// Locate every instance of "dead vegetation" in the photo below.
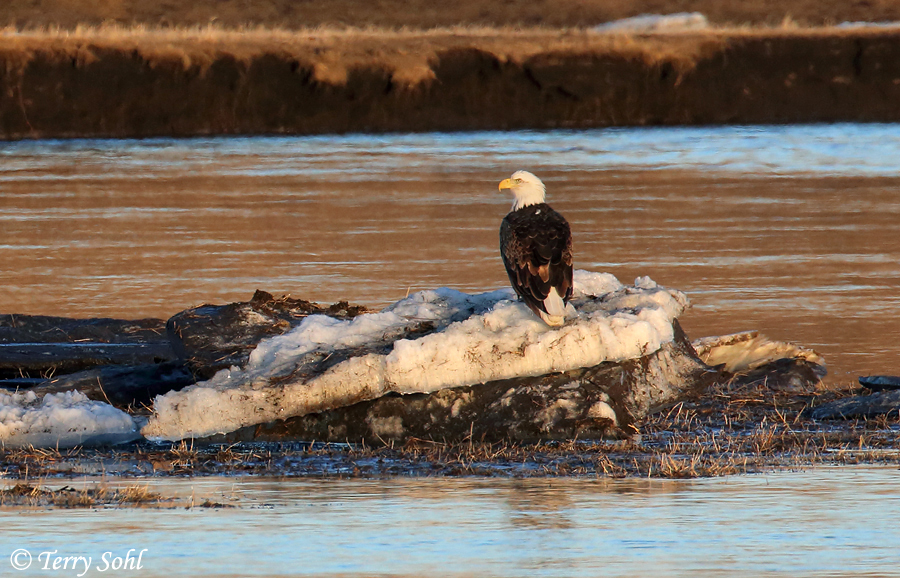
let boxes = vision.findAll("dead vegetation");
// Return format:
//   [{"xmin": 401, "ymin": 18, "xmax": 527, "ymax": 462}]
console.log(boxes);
[
  {"xmin": 0, "ymin": 22, "xmax": 898, "ymax": 91},
  {"xmin": 2, "ymin": 0, "xmax": 900, "ymax": 31},
  {"xmin": 0, "ymin": 378, "xmax": 893, "ymax": 481},
  {"xmin": 0, "ymin": 24, "xmax": 734, "ymax": 90},
  {"xmin": 0, "ymin": 481, "xmax": 164, "ymax": 508},
  {"xmin": 0, "ymin": 21, "xmax": 897, "ymax": 139},
  {"xmin": 1, "ymin": 20, "xmax": 898, "ymax": 93}
]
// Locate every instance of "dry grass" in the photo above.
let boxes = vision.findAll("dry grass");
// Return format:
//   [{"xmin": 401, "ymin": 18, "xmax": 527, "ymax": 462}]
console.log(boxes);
[
  {"xmin": 0, "ymin": 22, "xmax": 897, "ymax": 89},
  {"xmin": 0, "ymin": 481, "xmax": 164, "ymax": 508},
  {"xmin": 2, "ymin": 0, "xmax": 900, "ymax": 30},
  {"xmin": 0, "ymin": 376, "xmax": 892, "ymax": 481},
  {"xmin": 1, "ymin": 380, "xmax": 894, "ymax": 481},
  {"xmin": 0, "ymin": 24, "xmax": 734, "ymax": 89}
]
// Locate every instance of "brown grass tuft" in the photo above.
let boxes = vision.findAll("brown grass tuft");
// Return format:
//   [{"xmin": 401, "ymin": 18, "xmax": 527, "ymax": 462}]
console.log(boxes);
[{"xmin": 0, "ymin": 481, "xmax": 165, "ymax": 508}]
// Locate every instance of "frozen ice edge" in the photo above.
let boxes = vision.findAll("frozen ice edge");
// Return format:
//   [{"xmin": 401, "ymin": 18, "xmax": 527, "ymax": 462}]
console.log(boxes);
[
  {"xmin": 142, "ymin": 271, "xmax": 689, "ymax": 441},
  {"xmin": 0, "ymin": 390, "xmax": 140, "ymax": 449}
]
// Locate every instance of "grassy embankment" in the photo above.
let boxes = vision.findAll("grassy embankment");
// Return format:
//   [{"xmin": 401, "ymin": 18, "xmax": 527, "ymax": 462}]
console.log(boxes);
[
  {"xmin": 0, "ymin": 24, "xmax": 724, "ymax": 90},
  {"xmin": 3, "ymin": 24, "xmax": 900, "ymax": 139},
  {"xmin": 2, "ymin": 22, "xmax": 899, "ymax": 90},
  {"xmin": 3, "ymin": 0, "xmax": 900, "ymax": 139},
  {"xmin": 3, "ymin": 0, "xmax": 900, "ymax": 29}
]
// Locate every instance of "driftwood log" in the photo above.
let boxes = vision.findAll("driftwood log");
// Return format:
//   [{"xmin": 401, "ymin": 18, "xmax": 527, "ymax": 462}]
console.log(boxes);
[
  {"xmin": 206, "ymin": 321, "xmax": 712, "ymax": 443},
  {"xmin": 0, "ymin": 281, "xmax": 830, "ymax": 447},
  {"xmin": 807, "ymin": 376, "xmax": 900, "ymax": 420},
  {"xmin": 0, "ymin": 314, "xmax": 172, "ymax": 382}
]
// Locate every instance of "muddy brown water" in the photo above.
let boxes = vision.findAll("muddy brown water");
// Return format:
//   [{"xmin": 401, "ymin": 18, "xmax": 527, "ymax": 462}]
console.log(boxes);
[{"xmin": 2, "ymin": 126, "xmax": 900, "ymax": 382}]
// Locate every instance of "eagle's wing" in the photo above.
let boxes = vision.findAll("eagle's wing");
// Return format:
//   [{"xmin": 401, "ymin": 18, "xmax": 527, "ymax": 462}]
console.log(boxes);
[{"xmin": 501, "ymin": 207, "xmax": 573, "ymax": 323}]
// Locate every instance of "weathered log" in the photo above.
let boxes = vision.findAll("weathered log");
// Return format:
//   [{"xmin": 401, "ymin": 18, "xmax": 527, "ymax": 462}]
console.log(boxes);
[
  {"xmin": 0, "ymin": 343, "xmax": 175, "ymax": 380},
  {"xmin": 0, "ymin": 314, "xmax": 172, "ymax": 379},
  {"xmin": 0, "ymin": 314, "xmax": 166, "ymax": 344},
  {"xmin": 809, "ymin": 389, "xmax": 900, "ymax": 420},
  {"xmin": 858, "ymin": 375, "xmax": 900, "ymax": 392},
  {"xmin": 28, "ymin": 362, "xmax": 195, "ymax": 409},
  {"xmin": 166, "ymin": 289, "xmax": 368, "ymax": 379},
  {"xmin": 720, "ymin": 357, "xmax": 826, "ymax": 393},
  {"xmin": 0, "ymin": 378, "xmax": 46, "ymax": 389},
  {"xmin": 0, "ymin": 274, "xmax": 829, "ymax": 448},
  {"xmin": 206, "ymin": 320, "xmax": 713, "ymax": 443},
  {"xmin": 142, "ymin": 275, "xmax": 703, "ymax": 441}
]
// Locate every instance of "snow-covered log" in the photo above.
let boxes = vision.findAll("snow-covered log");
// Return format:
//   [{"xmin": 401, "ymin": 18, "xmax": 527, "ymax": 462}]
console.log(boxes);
[
  {"xmin": 142, "ymin": 272, "xmax": 694, "ymax": 441},
  {"xmin": 202, "ymin": 320, "xmax": 710, "ymax": 443},
  {"xmin": 0, "ymin": 271, "xmax": 828, "ymax": 447}
]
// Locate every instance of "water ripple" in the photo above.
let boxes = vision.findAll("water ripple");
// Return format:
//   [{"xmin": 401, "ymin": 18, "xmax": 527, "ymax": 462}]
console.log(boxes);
[{"xmin": 4, "ymin": 124, "xmax": 900, "ymax": 179}]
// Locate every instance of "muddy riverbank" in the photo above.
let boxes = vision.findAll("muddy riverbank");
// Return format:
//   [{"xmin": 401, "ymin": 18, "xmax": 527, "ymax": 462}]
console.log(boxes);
[
  {"xmin": 3, "ymin": 27, "xmax": 900, "ymax": 139},
  {"xmin": 0, "ymin": 376, "xmax": 893, "ymax": 479}
]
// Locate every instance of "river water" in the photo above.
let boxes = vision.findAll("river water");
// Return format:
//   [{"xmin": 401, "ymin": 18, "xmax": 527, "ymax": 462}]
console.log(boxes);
[
  {"xmin": 3, "ymin": 126, "xmax": 900, "ymax": 575},
  {"xmin": 3, "ymin": 467, "xmax": 900, "ymax": 577},
  {"xmin": 2, "ymin": 124, "xmax": 900, "ymax": 381}
]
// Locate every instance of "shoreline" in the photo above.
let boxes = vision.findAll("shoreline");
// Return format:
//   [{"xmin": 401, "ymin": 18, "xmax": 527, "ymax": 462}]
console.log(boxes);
[
  {"xmin": 1, "ymin": 311, "xmax": 893, "ymax": 482},
  {"xmin": 0, "ymin": 379, "xmax": 894, "ymax": 481},
  {"xmin": 3, "ymin": 0, "xmax": 900, "ymax": 30},
  {"xmin": 3, "ymin": 27, "xmax": 900, "ymax": 139}
]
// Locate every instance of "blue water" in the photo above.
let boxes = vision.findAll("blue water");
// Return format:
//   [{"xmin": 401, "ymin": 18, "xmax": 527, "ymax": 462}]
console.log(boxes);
[
  {"xmin": 3, "ymin": 123, "xmax": 900, "ymax": 180},
  {"xmin": 3, "ymin": 126, "xmax": 900, "ymax": 576},
  {"xmin": 2, "ymin": 467, "xmax": 900, "ymax": 577}
]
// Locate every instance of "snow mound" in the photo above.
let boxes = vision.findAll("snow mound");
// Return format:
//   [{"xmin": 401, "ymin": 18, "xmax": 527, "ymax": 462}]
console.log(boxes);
[
  {"xmin": 0, "ymin": 390, "xmax": 140, "ymax": 448},
  {"xmin": 837, "ymin": 21, "xmax": 900, "ymax": 29},
  {"xmin": 142, "ymin": 271, "xmax": 688, "ymax": 441},
  {"xmin": 572, "ymin": 270, "xmax": 623, "ymax": 297},
  {"xmin": 593, "ymin": 13, "xmax": 709, "ymax": 33}
]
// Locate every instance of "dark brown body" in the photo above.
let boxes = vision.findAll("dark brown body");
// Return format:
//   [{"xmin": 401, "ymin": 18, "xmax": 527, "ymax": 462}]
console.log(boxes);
[{"xmin": 500, "ymin": 203, "xmax": 573, "ymax": 320}]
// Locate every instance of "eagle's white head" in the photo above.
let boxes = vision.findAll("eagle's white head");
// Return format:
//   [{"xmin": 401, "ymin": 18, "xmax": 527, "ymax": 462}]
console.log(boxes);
[{"xmin": 499, "ymin": 170, "xmax": 546, "ymax": 211}]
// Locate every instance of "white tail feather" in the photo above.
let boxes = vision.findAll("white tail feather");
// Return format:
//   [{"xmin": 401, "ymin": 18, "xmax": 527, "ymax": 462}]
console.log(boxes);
[
  {"xmin": 539, "ymin": 311, "xmax": 566, "ymax": 327},
  {"xmin": 543, "ymin": 287, "xmax": 566, "ymax": 317},
  {"xmin": 541, "ymin": 288, "xmax": 567, "ymax": 326}
]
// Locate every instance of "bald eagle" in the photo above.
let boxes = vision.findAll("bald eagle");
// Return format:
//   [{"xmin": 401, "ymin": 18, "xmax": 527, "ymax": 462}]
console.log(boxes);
[{"xmin": 498, "ymin": 171, "xmax": 573, "ymax": 326}]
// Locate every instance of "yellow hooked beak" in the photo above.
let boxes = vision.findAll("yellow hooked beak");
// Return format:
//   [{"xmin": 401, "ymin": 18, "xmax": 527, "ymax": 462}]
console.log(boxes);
[{"xmin": 498, "ymin": 178, "xmax": 512, "ymax": 191}]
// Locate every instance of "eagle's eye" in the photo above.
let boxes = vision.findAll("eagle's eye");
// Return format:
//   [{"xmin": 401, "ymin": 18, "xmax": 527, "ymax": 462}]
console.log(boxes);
[{"xmin": 514, "ymin": 178, "xmax": 523, "ymax": 184}]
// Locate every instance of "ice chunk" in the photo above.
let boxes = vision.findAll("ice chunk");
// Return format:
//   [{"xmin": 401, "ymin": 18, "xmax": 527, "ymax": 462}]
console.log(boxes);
[
  {"xmin": 692, "ymin": 331, "xmax": 825, "ymax": 374},
  {"xmin": 837, "ymin": 21, "xmax": 900, "ymax": 29},
  {"xmin": 0, "ymin": 390, "xmax": 139, "ymax": 449},
  {"xmin": 592, "ymin": 13, "xmax": 710, "ymax": 33},
  {"xmin": 142, "ymin": 271, "xmax": 688, "ymax": 441},
  {"xmin": 573, "ymin": 270, "xmax": 623, "ymax": 297}
]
